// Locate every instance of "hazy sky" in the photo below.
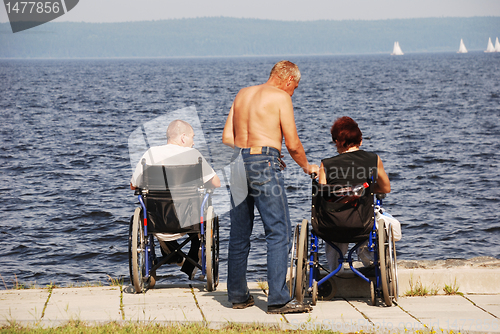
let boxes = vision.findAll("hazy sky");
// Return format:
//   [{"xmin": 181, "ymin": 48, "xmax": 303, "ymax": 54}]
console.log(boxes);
[{"xmin": 1, "ymin": 0, "xmax": 500, "ymax": 23}]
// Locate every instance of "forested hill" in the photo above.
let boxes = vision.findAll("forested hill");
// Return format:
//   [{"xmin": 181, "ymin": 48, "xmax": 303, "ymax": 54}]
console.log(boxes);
[{"xmin": 1, "ymin": 16, "xmax": 499, "ymax": 58}]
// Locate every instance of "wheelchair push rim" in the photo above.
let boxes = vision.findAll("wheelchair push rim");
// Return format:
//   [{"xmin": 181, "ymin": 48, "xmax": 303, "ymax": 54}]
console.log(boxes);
[
  {"xmin": 377, "ymin": 219, "xmax": 397, "ymax": 306},
  {"xmin": 294, "ymin": 219, "xmax": 309, "ymax": 302},
  {"xmin": 205, "ymin": 206, "xmax": 219, "ymax": 291},
  {"xmin": 129, "ymin": 207, "xmax": 149, "ymax": 293},
  {"xmin": 390, "ymin": 226, "xmax": 399, "ymax": 301}
]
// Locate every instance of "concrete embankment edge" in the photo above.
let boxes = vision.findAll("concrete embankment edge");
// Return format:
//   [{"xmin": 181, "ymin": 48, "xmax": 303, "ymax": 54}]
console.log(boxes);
[
  {"xmin": 332, "ymin": 267, "xmax": 500, "ymax": 298},
  {"xmin": 1, "ymin": 261, "xmax": 499, "ymax": 332},
  {"xmin": 317, "ymin": 257, "xmax": 500, "ymax": 298}
]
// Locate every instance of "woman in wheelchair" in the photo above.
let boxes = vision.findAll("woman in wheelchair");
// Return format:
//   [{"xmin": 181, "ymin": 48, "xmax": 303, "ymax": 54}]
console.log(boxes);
[
  {"xmin": 318, "ymin": 116, "xmax": 391, "ymax": 271},
  {"xmin": 290, "ymin": 116, "xmax": 398, "ymax": 306}
]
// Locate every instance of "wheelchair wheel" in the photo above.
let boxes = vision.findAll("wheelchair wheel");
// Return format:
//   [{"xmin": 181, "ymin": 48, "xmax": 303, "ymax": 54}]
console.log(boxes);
[
  {"xmin": 130, "ymin": 207, "xmax": 147, "ymax": 293},
  {"xmin": 311, "ymin": 280, "xmax": 318, "ymax": 306},
  {"xmin": 214, "ymin": 214, "xmax": 220, "ymax": 287},
  {"xmin": 287, "ymin": 224, "xmax": 300, "ymax": 297},
  {"xmin": 205, "ymin": 206, "xmax": 219, "ymax": 292},
  {"xmin": 370, "ymin": 280, "xmax": 377, "ymax": 306},
  {"xmin": 295, "ymin": 219, "xmax": 309, "ymax": 302},
  {"xmin": 390, "ymin": 227, "xmax": 399, "ymax": 302},
  {"xmin": 128, "ymin": 214, "xmax": 134, "ymax": 285},
  {"xmin": 378, "ymin": 221, "xmax": 396, "ymax": 306},
  {"xmin": 317, "ymin": 275, "xmax": 337, "ymax": 301},
  {"xmin": 149, "ymin": 270, "xmax": 156, "ymax": 289}
]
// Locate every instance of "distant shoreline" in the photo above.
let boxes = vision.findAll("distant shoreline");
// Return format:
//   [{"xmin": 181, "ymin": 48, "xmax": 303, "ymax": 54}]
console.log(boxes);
[
  {"xmin": 0, "ymin": 50, "xmax": 497, "ymax": 61},
  {"xmin": 1, "ymin": 16, "xmax": 499, "ymax": 58}
]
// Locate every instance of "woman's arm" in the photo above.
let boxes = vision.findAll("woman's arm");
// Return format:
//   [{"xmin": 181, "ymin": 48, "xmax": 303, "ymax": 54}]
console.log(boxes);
[
  {"xmin": 373, "ymin": 156, "xmax": 391, "ymax": 193},
  {"xmin": 318, "ymin": 162, "xmax": 327, "ymax": 184}
]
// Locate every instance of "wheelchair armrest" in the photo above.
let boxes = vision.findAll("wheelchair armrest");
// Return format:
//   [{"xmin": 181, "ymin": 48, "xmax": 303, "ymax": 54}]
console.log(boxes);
[
  {"xmin": 134, "ymin": 188, "xmax": 147, "ymax": 196},
  {"xmin": 376, "ymin": 193, "xmax": 387, "ymax": 200}
]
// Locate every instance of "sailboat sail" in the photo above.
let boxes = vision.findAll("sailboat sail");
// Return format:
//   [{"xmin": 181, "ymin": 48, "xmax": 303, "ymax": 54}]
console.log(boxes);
[
  {"xmin": 495, "ymin": 37, "xmax": 500, "ymax": 52},
  {"xmin": 485, "ymin": 37, "xmax": 495, "ymax": 53},
  {"xmin": 457, "ymin": 39, "xmax": 467, "ymax": 53},
  {"xmin": 391, "ymin": 41, "xmax": 404, "ymax": 55}
]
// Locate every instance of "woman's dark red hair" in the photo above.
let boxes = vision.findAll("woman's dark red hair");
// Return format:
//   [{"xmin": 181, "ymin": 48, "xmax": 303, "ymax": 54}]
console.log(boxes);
[{"xmin": 330, "ymin": 116, "xmax": 362, "ymax": 150}]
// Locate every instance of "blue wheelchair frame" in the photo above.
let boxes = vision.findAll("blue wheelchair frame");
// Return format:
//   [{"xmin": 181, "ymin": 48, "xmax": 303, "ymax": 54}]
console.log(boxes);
[
  {"xmin": 137, "ymin": 191, "xmax": 212, "ymax": 281},
  {"xmin": 292, "ymin": 173, "xmax": 397, "ymax": 307},
  {"xmin": 308, "ymin": 195, "xmax": 385, "ymax": 300}
]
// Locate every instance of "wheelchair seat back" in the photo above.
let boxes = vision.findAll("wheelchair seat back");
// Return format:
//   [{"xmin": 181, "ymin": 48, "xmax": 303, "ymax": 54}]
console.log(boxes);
[
  {"xmin": 311, "ymin": 178, "xmax": 375, "ymax": 244},
  {"xmin": 140, "ymin": 158, "xmax": 204, "ymax": 234},
  {"xmin": 143, "ymin": 159, "xmax": 203, "ymax": 190}
]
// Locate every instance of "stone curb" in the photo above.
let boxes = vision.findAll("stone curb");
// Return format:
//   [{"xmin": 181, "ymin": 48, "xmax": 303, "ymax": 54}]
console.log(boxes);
[{"xmin": 1, "ymin": 258, "xmax": 500, "ymax": 332}]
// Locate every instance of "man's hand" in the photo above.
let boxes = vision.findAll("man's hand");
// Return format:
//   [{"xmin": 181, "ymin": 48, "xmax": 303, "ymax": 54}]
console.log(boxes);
[
  {"xmin": 278, "ymin": 155, "xmax": 286, "ymax": 170},
  {"xmin": 304, "ymin": 164, "xmax": 320, "ymax": 176}
]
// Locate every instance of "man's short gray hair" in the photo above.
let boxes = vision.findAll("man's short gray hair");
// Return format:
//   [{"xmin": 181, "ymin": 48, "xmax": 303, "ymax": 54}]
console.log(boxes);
[
  {"xmin": 166, "ymin": 120, "xmax": 193, "ymax": 140},
  {"xmin": 269, "ymin": 60, "xmax": 301, "ymax": 83}
]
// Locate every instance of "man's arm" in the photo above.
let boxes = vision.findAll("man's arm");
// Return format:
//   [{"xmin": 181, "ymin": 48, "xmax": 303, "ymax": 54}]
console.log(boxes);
[
  {"xmin": 205, "ymin": 174, "xmax": 221, "ymax": 188},
  {"xmin": 222, "ymin": 103, "xmax": 235, "ymax": 148},
  {"xmin": 280, "ymin": 95, "xmax": 319, "ymax": 175}
]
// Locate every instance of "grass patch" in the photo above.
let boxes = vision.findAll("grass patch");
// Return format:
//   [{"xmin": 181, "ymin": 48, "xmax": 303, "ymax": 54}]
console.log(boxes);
[
  {"xmin": 0, "ymin": 274, "xmax": 7, "ymax": 290},
  {"xmin": 12, "ymin": 274, "xmax": 26, "ymax": 290},
  {"xmin": 64, "ymin": 281, "xmax": 104, "ymax": 289},
  {"xmin": 0, "ymin": 322, "xmax": 333, "ymax": 333},
  {"xmin": 405, "ymin": 275, "xmax": 431, "ymax": 297},
  {"xmin": 429, "ymin": 283, "xmax": 440, "ymax": 296},
  {"xmin": 0, "ymin": 321, "xmax": 469, "ymax": 333},
  {"xmin": 405, "ymin": 276, "xmax": 464, "ymax": 297},
  {"xmin": 443, "ymin": 278, "xmax": 462, "ymax": 296},
  {"xmin": 81, "ymin": 281, "xmax": 103, "ymax": 288},
  {"xmin": 256, "ymin": 279, "xmax": 269, "ymax": 291},
  {"xmin": 107, "ymin": 275, "xmax": 124, "ymax": 287},
  {"xmin": 223, "ymin": 323, "xmax": 283, "ymax": 333},
  {"xmin": 256, "ymin": 279, "xmax": 269, "ymax": 296},
  {"xmin": 0, "ymin": 275, "xmax": 117, "ymax": 291},
  {"xmin": 0, "ymin": 274, "xmax": 40, "ymax": 290}
]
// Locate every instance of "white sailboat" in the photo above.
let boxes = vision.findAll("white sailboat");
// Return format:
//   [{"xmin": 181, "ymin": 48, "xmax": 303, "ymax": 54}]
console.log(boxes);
[
  {"xmin": 457, "ymin": 39, "xmax": 467, "ymax": 53},
  {"xmin": 495, "ymin": 37, "xmax": 500, "ymax": 52},
  {"xmin": 485, "ymin": 37, "xmax": 495, "ymax": 53},
  {"xmin": 391, "ymin": 41, "xmax": 404, "ymax": 55}
]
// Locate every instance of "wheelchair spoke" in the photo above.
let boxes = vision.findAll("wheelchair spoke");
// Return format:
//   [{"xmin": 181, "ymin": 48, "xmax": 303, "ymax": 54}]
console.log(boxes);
[{"xmin": 288, "ymin": 224, "xmax": 300, "ymax": 297}]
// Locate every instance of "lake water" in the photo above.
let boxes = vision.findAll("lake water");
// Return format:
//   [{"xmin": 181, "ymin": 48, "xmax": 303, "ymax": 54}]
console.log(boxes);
[{"xmin": 0, "ymin": 53, "xmax": 499, "ymax": 288}]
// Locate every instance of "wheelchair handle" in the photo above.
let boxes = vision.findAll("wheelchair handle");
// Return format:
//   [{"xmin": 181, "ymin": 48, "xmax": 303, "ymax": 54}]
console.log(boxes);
[{"xmin": 311, "ymin": 172, "xmax": 317, "ymax": 179}]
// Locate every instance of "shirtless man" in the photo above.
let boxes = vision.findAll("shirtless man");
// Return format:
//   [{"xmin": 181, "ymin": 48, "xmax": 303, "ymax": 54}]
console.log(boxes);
[{"xmin": 222, "ymin": 60, "xmax": 318, "ymax": 314}]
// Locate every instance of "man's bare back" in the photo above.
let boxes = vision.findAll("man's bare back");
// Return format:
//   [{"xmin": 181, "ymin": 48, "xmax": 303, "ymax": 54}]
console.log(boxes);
[
  {"xmin": 222, "ymin": 62, "xmax": 318, "ymax": 175},
  {"xmin": 224, "ymin": 83, "xmax": 290, "ymax": 151}
]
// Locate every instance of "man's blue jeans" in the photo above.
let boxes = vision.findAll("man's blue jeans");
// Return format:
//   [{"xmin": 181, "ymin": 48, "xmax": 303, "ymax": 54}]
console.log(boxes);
[{"xmin": 227, "ymin": 147, "xmax": 292, "ymax": 306}]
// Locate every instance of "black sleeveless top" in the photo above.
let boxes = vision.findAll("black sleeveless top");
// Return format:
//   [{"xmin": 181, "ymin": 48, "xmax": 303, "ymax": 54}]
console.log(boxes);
[
  {"xmin": 312, "ymin": 150, "xmax": 378, "ymax": 243},
  {"xmin": 321, "ymin": 150, "xmax": 378, "ymax": 186}
]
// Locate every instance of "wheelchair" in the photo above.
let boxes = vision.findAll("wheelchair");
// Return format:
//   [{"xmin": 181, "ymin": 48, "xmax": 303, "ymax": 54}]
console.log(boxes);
[
  {"xmin": 288, "ymin": 175, "xmax": 398, "ymax": 306},
  {"xmin": 128, "ymin": 158, "xmax": 219, "ymax": 293}
]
